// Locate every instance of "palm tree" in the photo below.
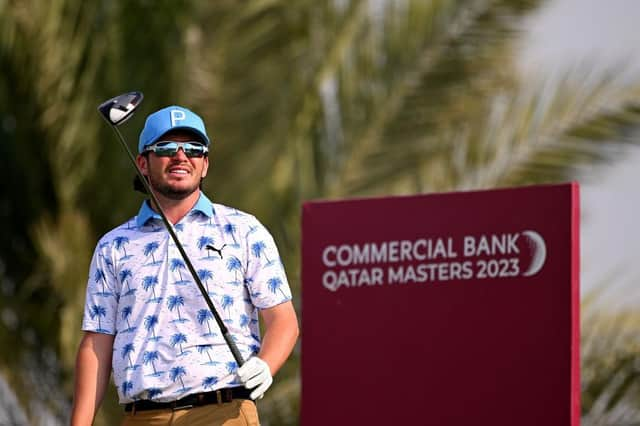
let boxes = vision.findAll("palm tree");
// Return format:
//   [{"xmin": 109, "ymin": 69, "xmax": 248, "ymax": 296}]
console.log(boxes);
[
  {"xmin": 226, "ymin": 256, "xmax": 243, "ymax": 283},
  {"xmin": 167, "ymin": 295, "xmax": 186, "ymax": 322},
  {"xmin": 267, "ymin": 277, "xmax": 287, "ymax": 299},
  {"xmin": 580, "ymin": 297, "xmax": 640, "ymax": 424},
  {"xmin": 144, "ymin": 241, "xmax": 160, "ymax": 264},
  {"xmin": 240, "ymin": 314, "xmax": 250, "ymax": 328},
  {"xmin": 196, "ymin": 344, "xmax": 217, "ymax": 365},
  {"xmin": 170, "ymin": 366, "xmax": 188, "ymax": 391},
  {"xmin": 197, "ymin": 309, "xmax": 214, "ymax": 336},
  {"xmin": 94, "ymin": 268, "xmax": 108, "ymax": 295},
  {"xmin": 197, "ymin": 236, "xmax": 215, "ymax": 258},
  {"xmin": 221, "ymin": 295, "xmax": 234, "ymax": 320},
  {"xmin": 121, "ymin": 306, "xmax": 135, "ymax": 332},
  {"xmin": 121, "ymin": 343, "xmax": 136, "ymax": 370},
  {"xmin": 170, "ymin": 258, "xmax": 188, "ymax": 284},
  {"xmin": 142, "ymin": 350, "xmax": 160, "ymax": 375},
  {"xmin": 225, "ymin": 361, "xmax": 238, "ymax": 374},
  {"xmin": 121, "ymin": 381, "xmax": 134, "ymax": 398},
  {"xmin": 144, "ymin": 314, "xmax": 160, "ymax": 341},
  {"xmin": 142, "ymin": 275, "xmax": 160, "ymax": 302},
  {"xmin": 89, "ymin": 304, "xmax": 107, "ymax": 332},
  {"xmin": 119, "ymin": 269, "xmax": 135, "ymax": 296},
  {"xmin": 170, "ymin": 333, "xmax": 188, "ymax": 356},
  {"xmin": 197, "ymin": 269, "xmax": 214, "ymax": 292},
  {"xmin": 202, "ymin": 376, "xmax": 219, "ymax": 389},
  {"xmin": 223, "ymin": 223, "xmax": 238, "ymax": 245},
  {"xmin": 113, "ymin": 236, "xmax": 130, "ymax": 259},
  {"xmin": 251, "ymin": 241, "xmax": 271, "ymax": 264}
]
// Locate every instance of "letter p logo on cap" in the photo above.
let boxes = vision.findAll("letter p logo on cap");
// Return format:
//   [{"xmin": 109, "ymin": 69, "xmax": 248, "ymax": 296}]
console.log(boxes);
[{"xmin": 170, "ymin": 109, "xmax": 186, "ymax": 127}]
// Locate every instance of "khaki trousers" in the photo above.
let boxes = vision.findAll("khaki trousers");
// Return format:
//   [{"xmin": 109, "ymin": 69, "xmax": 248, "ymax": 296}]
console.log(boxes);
[{"xmin": 120, "ymin": 400, "xmax": 260, "ymax": 426}]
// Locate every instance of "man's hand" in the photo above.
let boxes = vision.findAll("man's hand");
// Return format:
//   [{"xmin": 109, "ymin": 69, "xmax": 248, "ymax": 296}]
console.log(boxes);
[{"xmin": 237, "ymin": 356, "xmax": 273, "ymax": 400}]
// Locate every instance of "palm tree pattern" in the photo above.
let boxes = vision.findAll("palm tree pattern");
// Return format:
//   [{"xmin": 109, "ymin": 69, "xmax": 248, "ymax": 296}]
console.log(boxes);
[
  {"xmin": 142, "ymin": 350, "xmax": 165, "ymax": 377},
  {"xmin": 223, "ymin": 223, "xmax": 238, "ymax": 246},
  {"xmin": 170, "ymin": 366, "xmax": 191, "ymax": 395},
  {"xmin": 197, "ymin": 309, "xmax": 216, "ymax": 337},
  {"xmin": 196, "ymin": 344, "xmax": 219, "ymax": 366},
  {"xmin": 197, "ymin": 268, "xmax": 214, "ymax": 294},
  {"xmin": 114, "ymin": 236, "xmax": 132, "ymax": 260},
  {"xmin": 170, "ymin": 258, "xmax": 189, "ymax": 285},
  {"xmin": 89, "ymin": 304, "xmax": 108, "ymax": 333},
  {"xmin": 144, "ymin": 314, "xmax": 162, "ymax": 342},
  {"xmin": 93, "ymin": 268, "xmax": 111, "ymax": 297},
  {"xmin": 120, "ymin": 268, "xmax": 136, "ymax": 297},
  {"xmin": 142, "ymin": 275, "xmax": 161, "ymax": 304},
  {"xmin": 143, "ymin": 241, "xmax": 161, "ymax": 265},
  {"xmin": 170, "ymin": 332, "xmax": 191, "ymax": 357},
  {"xmin": 122, "ymin": 343, "xmax": 140, "ymax": 371},
  {"xmin": 120, "ymin": 305, "xmax": 137, "ymax": 333},
  {"xmin": 81, "ymin": 195, "xmax": 292, "ymax": 403},
  {"xmin": 167, "ymin": 295, "xmax": 188, "ymax": 323},
  {"xmin": 226, "ymin": 256, "xmax": 243, "ymax": 285},
  {"xmin": 202, "ymin": 376, "xmax": 219, "ymax": 389}
]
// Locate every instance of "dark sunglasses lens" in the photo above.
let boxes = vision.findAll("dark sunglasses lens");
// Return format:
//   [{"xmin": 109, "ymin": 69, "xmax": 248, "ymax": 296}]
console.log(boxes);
[
  {"xmin": 184, "ymin": 143, "xmax": 206, "ymax": 157},
  {"xmin": 154, "ymin": 143, "xmax": 178, "ymax": 157}
]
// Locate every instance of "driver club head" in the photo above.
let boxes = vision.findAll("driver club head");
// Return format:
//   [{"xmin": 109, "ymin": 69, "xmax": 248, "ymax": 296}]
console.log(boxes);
[{"xmin": 98, "ymin": 91, "xmax": 144, "ymax": 125}]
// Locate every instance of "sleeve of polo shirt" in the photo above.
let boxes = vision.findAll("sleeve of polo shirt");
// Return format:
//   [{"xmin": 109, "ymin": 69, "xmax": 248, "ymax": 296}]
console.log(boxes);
[
  {"xmin": 81, "ymin": 240, "xmax": 119, "ymax": 334},
  {"xmin": 245, "ymin": 219, "xmax": 292, "ymax": 309}
]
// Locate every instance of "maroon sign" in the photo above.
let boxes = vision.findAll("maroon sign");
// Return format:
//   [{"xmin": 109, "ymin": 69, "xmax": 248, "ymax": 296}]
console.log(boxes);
[{"xmin": 301, "ymin": 183, "xmax": 580, "ymax": 425}]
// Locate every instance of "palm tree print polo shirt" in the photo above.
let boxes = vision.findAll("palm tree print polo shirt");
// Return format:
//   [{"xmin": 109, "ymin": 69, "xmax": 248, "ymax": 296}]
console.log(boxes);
[{"xmin": 81, "ymin": 193, "xmax": 292, "ymax": 403}]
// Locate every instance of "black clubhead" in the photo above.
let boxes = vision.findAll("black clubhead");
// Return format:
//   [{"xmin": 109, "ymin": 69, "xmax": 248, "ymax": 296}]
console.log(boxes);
[{"xmin": 98, "ymin": 91, "xmax": 144, "ymax": 125}]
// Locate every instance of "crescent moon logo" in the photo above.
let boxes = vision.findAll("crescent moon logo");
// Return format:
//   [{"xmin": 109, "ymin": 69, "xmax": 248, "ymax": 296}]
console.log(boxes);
[{"xmin": 521, "ymin": 230, "xmax": 547, "ymax": 276}]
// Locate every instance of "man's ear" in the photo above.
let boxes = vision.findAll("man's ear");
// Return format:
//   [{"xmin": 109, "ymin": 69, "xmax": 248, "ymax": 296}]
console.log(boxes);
[
  {"xmin": 201, "ymin": 156, "xmax": 209, "ymax": 179},
  {"xmin": 136, "ymin": 154, "xmax": 148, "ymax": 176}
]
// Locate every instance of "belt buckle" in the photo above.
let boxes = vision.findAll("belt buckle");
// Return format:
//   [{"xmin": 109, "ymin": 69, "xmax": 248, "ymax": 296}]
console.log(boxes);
[
  {"xmin": 172, "ymin": 403, "xmax": 193, "ymax": 411},
  {"xmin": 171, "ymin": 399, "xmax": 194, "ymax": 411}
]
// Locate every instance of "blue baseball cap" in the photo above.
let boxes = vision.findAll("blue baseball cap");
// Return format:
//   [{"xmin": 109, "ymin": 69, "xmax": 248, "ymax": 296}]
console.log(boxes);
[{"xmin": 138, "ymin": 105, "xmax": 210, "ymax": 153}]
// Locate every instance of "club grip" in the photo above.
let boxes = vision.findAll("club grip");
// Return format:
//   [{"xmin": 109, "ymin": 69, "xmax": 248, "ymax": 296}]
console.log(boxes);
[{"xmin": 223, "ymin": 331, "xmax": 245, "ymax": 367}]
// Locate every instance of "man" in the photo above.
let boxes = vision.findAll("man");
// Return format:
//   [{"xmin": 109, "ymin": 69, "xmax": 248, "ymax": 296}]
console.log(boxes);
[{"xmin": 71, "ymin": 106, "xmax": 299, "ymax": 425}]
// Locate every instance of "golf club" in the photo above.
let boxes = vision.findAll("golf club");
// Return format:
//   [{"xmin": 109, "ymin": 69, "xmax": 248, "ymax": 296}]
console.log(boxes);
[{"xmin": 97, "ymin": 91, "xmax": 245, "ymax": 367}]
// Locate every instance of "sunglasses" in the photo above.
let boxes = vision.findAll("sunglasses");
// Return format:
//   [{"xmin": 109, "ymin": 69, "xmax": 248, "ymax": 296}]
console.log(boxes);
[{"xmin": 143, "ymin": 141, "xmax": 208, "ymax": 158}]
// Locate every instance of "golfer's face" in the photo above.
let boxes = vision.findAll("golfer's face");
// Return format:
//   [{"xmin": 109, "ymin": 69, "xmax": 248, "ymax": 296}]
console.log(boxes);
[{"xmin": 140, "ymin": 131, "xmax": 209, "ymax": 200}]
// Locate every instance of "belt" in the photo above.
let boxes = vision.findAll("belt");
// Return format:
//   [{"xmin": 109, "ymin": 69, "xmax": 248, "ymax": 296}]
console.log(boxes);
[{"xmin": 124, "ymin": 387, "xmax": 252, "ymax": 413}]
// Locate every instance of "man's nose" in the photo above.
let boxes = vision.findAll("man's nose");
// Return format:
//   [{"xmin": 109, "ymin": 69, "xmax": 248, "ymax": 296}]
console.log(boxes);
[{"xmin": 173, "ymin": 147, "xmax": 188, "ymax": 160}]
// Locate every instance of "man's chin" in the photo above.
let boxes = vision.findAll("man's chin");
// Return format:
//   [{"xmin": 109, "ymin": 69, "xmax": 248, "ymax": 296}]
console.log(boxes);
[{"xmin": 155, "ymin": 185, "xmax": 199, "ymax": 201}]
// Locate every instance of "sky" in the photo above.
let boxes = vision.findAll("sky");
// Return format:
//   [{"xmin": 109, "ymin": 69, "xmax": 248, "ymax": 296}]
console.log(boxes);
[{"xmin": 522, "ymin": 0, "xmax": 640, "ymax": 307}]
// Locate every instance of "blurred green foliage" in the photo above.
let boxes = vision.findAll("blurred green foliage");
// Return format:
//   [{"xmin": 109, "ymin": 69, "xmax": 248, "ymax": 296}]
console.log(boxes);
[{"xmin": 0, "ymin": 0, "xmax": 639, "ymax": 424}]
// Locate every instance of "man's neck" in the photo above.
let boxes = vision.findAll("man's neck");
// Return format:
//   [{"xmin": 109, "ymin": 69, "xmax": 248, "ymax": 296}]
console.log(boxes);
[{"xmin": 150, "ymin": 190, "xmax": 201, "ymax": 224}]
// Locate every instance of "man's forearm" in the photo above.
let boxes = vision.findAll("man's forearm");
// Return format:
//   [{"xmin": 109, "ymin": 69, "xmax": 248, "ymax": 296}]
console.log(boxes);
[{"xmin": 70, "ymin": 333, "xmax": 114, "ymax": 426}]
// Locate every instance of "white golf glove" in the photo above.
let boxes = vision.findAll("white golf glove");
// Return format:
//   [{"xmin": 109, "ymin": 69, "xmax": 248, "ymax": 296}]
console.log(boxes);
[{"xmin": 237, "ymin": 356, "xmax": 273, "ymax": 400}]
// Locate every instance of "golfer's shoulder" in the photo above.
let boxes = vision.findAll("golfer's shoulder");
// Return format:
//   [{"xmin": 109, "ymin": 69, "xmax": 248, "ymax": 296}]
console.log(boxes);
[
  {"xmin": 95, "ymin": 217, "xmax": 140, "ymax": 245},
  {"xmin": 211, "ymin": 203, "xmax": 265, "ymax": 230}
]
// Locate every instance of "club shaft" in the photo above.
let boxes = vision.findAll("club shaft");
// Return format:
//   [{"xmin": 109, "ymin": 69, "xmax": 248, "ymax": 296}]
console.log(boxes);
[{"xmin": 108, "ymin": 124, "xmax": 245, "ymax": 367}]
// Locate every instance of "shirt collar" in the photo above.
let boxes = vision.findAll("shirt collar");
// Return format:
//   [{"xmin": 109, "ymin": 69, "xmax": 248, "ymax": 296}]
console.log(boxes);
[{"xmin": 136, "ymin": 192, "xmax": 214, "ymax": 228}]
